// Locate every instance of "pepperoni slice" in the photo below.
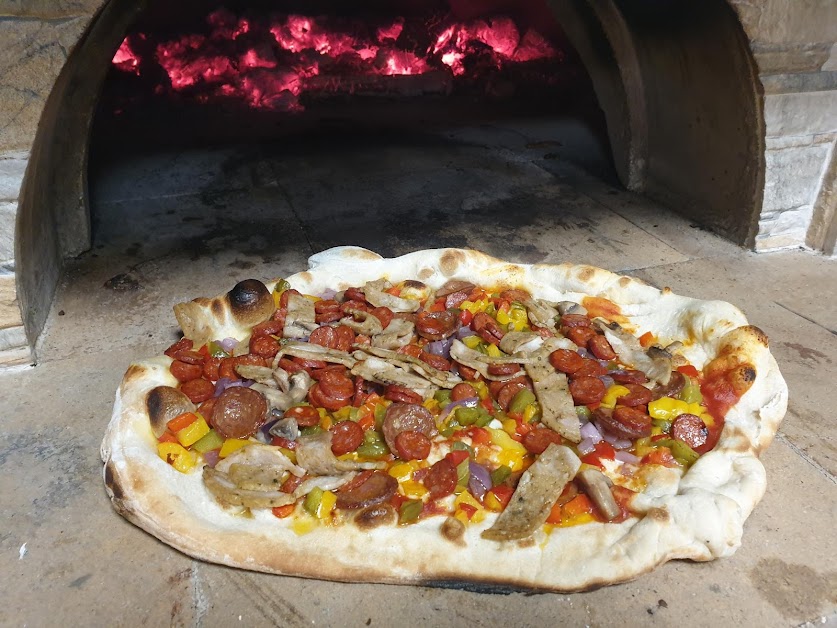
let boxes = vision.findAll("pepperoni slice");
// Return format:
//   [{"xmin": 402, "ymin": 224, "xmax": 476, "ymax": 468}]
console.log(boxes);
[
  {"xmin": 423, "ymin": 458, "xmax": 458, "ymax": 498},
  {"xmin": 618, "ymin": 383, "xmax": 652, "ymax": 407},
  {"xmin": 335, "ymin": 471, "xmax": 397, "ymax": 510},
  {"xmin": 574, "ymin": 358, "xmax": 608, "ymax": 378},
  {"xmin": 180, "ymin": 378, "xmax": 215, "ymax": 404},
  {"xmin": 444, "ymin": 291, "xmax": 469, "ymax": 309},
  {"xmin": 283, "ymin": 405, "xmax": 321, "ymax": 427},
  {"xmin": 170, "ymin": 360, "xmax": 203, "ymax": 383},
  {"xmin": 487, "ymin": 362, "xmax": 521, "ymax": 376},
  {"xmin": 309, "ymin": 326, "xmax": 337, "ymax": 349},
  {"xmin": 164, "ymin": 337, "xmax": 193, "ymax": 358},
  {"xmin": 197, "ymin": 397, "xmax": 216, "ymax": 425},
  {"xmin": 419, "ymin": 351, "xmax": 451, "ymax": 372},
  {"xmin": 308, "ymin": 383, "xmax": 350, "ymax": 411},
  {"xmin": 497, "ymin": 379, "xmax": 529, "ymax": 410},
  {"xmin": 455, "ymin": 362, "xmax": 481, "ymax": 382},
  {"xmin": 522, "ymin": 428, "xmax": 563, "ymax": 454},
  {"xmin": 370, "ymin": 306, "xmax": 394, "ymax": 329},
  {"xmin": 416, "ymin": 311, "xmax": 459, "ymax": 341},
  {"xmin": 588, "ymin": 334, "xmax": 617, "ymax": 361},
  {"xmin": 330, "ymin": 421, "xmax": 364, "ymax": 455},
  {"xmin": 565, "ymin": 326, "xmax": 597, "ymax": 346},
  {"xmin": 341, "ymin": 300, "xmax": 369, "ymax": 315},
  {"xmin": 343, "ymin": 287, "xmax": 367, "ymax": 303},
  {"xmin": 277, "ymin": 357, "xmax": 304, "ymax": 374},
  {"xmin": 651, "ymin": 371, "xmax": 686, "ymax": 400},
  {"xmin": 249, "ymin": 335, "xmax": 280, "ymax": 358},
  {"xmin": 314, "ymin": 300, "xmax": 343, "ymax": 324},
  {"xmin": 212, "ymin": 387, "xmax": 268, "ymax": 439},
  {"xmin": 202, "ymin": 356, "xmax": 221, "ymax": 382},
  {"xmin": 251, "ymin": 319, "xmax": 284, "ymax": 338},
  {"xmin": 333, "ymin": 325, "xmax": 355, "ymax": 351},
  {"xmin": 499, "ymin": 288, "xmax": 531, "ymax": 302},
  {"xmin": 279, "ymin": 289, "xmax": 301, "ymax": 309},
  {"xmin": 672, "ymin": 413, "xmax": 708, "ymax": 450},
  {"xmin": 173, "ymin": 349, "xmax": 205, "ymax": 365},
  {"xmin": 611, "ymin": 369, "xmax": 648, "ymax": 384},
  {"xmin": 384, "ymin": 384, "xmax": 423, "ymax": 404},
  {"xmin": 607, "ymin": 406, "xmax": 652, "ymax": 439},
  {"xmin": 472, "ymin": 312, "xmax": 504, "ymax": 344},
  {"xmin": 560, "ymin": 314, "xmax": 592, "ymax": 328},
  {"xmin": 394, "ymin": 431, "xmax": 432, "ymax": 461},
  {"xmin": 569, "ymin": 376, "xmax": 606, "ymax": 405},
  {"xmin": 281, "ymin": 473, "xmax": 305, "ymax": 494},
  {"xmin": 318, "ymin": 371, "xmax": 354, "ymax": 400},
  {"xmin": 549, "ymin": 349, "xmax": 584, "ymax": 374},
  {"xmin": 293, "ymin": 356, "xmax": 328, "ymax": 371},
  {"xmin": 436, "ymin": 280, "xmax": 475, "ymax": 297},
  {"xmin": 382, "ymin": 403, "xmax": 435, "ymax": 453},
  {"xmin": 451, "ymin": 383, "xmax": 477, "ymax": 401}
]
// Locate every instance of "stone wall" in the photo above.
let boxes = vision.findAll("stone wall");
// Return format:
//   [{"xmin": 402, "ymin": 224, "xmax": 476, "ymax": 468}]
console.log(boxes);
[
  {"xmin": 730, "ymin": 0, "xmax": 837, "ymax": 251},
  {"xmin": 0, "ymin": 0, "xmax": 835, "ymax": 366}
]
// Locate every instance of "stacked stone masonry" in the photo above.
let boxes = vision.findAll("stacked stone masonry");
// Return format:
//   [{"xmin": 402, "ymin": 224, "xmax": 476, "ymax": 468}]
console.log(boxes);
[{"xmin": 0, "ymin": 0, "xmax": 836, "ymax": 365}]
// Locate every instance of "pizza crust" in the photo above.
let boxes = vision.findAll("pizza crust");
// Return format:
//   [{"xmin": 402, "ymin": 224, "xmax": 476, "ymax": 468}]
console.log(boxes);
[{"xmin": 101, "ymin": 247, "xmax": 788, "ymax": 591}]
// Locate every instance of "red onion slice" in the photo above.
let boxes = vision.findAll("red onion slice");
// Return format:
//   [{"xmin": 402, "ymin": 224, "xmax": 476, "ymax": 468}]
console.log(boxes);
[
  {"xmin": 599, "ymin": 375, "xmax": 615, "ymax": 389},
  {"xmin": 441, "ymin": 396, "xmax": 479, "ymax": 418},
  {"xmin": 615, "ymin": 451, "xmax": 640, "ymax": 465},
  {"xmin": 456, "ymin": 326, "xmax": 477, "ymax": 340},
  {"xmin": 218, "ymin": 337, "xmax": 238, "ymax": 353},
  {"xmin": 425, "ymin": 337, "xmax": 453, "ymax": 358},
  {"xmin": 601, "ymin": 431, "xmax": 633, "ymax": 450},
  {"xmin": 468, "ymin": 461, "xmax": 492, "ymax": 500},
  {"xmin": 577, "ymin": 437, "xmax": 597, "ymax": 455},
  {"xmin": 213, "ymin": 377, "xmax": 253, "ymax": 397},
  {"xmin": 579, "ymin": 421, "xmax": 603, "ymax": 444},
  {"xmin": 202, "ymin": 449, "xmax": 221, "ymax": 468}
]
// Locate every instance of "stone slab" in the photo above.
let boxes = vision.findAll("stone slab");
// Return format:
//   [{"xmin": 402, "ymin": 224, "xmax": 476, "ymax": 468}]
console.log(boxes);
[
  {"xmin": 0, "ymin": 0, "xmax": 104, "ymax": 18},
  {"xmin": 0, "ymin": 153, "xmax": 27, "ymax": 201},
  {"xmin": 764, "ymin": 142, "xmax": 831, "ymax": 212},
  {"xmin": 731, "ymin": 0, "xmax": 837, "ymax": 46},
  {"xmin": 0, "ymin": 200, "xmax": 15, "ymax": 262},
  {"xmin": 765, "ymin": 91, "xmax": 837, "ymax": 137},
  {"xmin": 0, "ymin": 272, "xmax": 21, "ymax": 329}
]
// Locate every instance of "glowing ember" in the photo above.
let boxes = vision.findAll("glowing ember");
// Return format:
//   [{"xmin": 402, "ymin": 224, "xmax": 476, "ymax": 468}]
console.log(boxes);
[{"xmin": 112, "ymin": 11, "xmax": 561, "ymax": 111}]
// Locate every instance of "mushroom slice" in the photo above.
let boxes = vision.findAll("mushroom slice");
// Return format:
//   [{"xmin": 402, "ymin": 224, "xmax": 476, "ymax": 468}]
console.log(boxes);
[
  {"xmin": 227, "ymin": 463, "xmax": 288, "ymax": 491},
  {"xmin": 594, "ymin": 319, "xmax": 672, "ymax": 385},
  {"xmin": 203, "ymin": 467, "xmax": 297, "ymax": 509},
  {"xmin": 364, "ymin": 284, "xmax": 420, "ymax": 313},
  {"xmin": 482, "ymin": 445, "xmax": 581, "ymax": 541},
  {"xmin": 215, "ymin": 443, "xmax": 305, "ymax": 477},
  {"xmin": 354, "ymin": 346, "xmax": 462, "ymax": 389},
  {"xmin": 523, "ymin": 338, "xmax": 581, "ymax": 443},
  {"xmin": 292, "ymin": 474, "xmax": 356, "ymax": 498},
  {"xmin": 283, "ymin": 293, "xmax": 318, "ymax": 339},
  {"xmin": 577, "ymin": 468, "xmax": 621, "ymax": 521},
  {"xmin": 350, "ymin": 356, "xmax": 437, "ymax": 399},
  {"xmin": 235, "ymin": 364, "xmax": 276, "ymax": 386},
  {"xmin": 340, "ymin": 308, "xmax": 384, "ymax": 336},
  {"xmin": 499, "ymin": 332, "xmax": 544, "ymax": 355},
  {"xmin": 371, "ymin": 317, "xmax": 415, "ymax": 349},
  {"xmin": 146, "ymin": 386, "xmax": 196, "ymax": 438},
  {"xmin": 557, "ymin": 301, "xmax": 587, "ymax": 316},
  {"xmin": 523, "ymin": 299, "xmax": 559, "ymax": 329},
  {"xmin": 449, "ymin": 340, "xmax": 531, "ymax": 382},
  {"xmin": 295, "ymin": 432, "xmax": 386, "ymax": 476}
]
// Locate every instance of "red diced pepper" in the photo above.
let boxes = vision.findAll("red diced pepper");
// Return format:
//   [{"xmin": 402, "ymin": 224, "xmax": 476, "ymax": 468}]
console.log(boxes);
[
  {"xmin": 459, "ymin": 503, "xmax": 477, "ymax": 520},
  {"xmin": 167, "ymin": 412, "xmax": 198, "ymax": 433},
  {"xmin": 638, "ymin": 331, "xmax": 654, "ymax": 348},
  {"xmin": 271, "ymin": 435, "xmax": 298, "ymax": 450},
  {"xmin": 446, "ymin": 450, "xmax": 470, "ymax": 467},
  {"xmin": 463, "ymin": 426, "xmax": 490, "ymax": 446},
  {"xmin": 486, "ymin": 485, "xmax": 514, "ymax": 509},
  {"xmin": 581, "ymin": 442, "xmax": 616, "ymax": 468},
  {"xmin": 272, "ymin": 504, "xmax": 295, "ymax": 518},
  {"xmin": 677, "ymin": 364, "xmax": 700, "ymax": 379},
  {"xmin": 158, "ymin": 430, "xmax": 180, "ymax": 444},
  {"xmin": 459, "ymin": 309, "xmax": 474, "ymax": 326},
  {"xmin": 642, "ymin": 447, "xmax": 679, "ymax": 467}
]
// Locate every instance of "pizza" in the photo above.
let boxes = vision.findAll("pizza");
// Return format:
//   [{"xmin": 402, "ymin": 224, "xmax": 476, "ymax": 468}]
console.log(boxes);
[{"xmin": 101, "ymin": 247, "xmax": 788, "ymax": 591}]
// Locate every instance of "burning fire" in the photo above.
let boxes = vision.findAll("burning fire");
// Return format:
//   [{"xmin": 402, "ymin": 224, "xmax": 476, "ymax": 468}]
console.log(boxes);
[{"xmin": 112, "ymin": 9, "xmax": 560, "ymax": 111}]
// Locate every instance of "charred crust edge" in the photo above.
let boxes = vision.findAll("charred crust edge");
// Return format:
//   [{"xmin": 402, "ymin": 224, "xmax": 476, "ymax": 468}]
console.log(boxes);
[{"xmin": 104, "ymin": 460, "xmax": 125, "ymax": 502}]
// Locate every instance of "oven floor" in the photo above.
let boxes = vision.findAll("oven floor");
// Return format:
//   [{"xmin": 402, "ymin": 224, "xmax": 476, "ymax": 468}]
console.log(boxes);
[{"xmin": 2, "ymin": 123, "xmax": 836, "ymax": 626}]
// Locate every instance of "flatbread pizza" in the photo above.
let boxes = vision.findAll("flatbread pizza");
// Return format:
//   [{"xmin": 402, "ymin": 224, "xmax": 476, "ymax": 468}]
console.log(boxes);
[{"xmin": 101, "ymin": 247, "xmax": 787, "ymax": 591}]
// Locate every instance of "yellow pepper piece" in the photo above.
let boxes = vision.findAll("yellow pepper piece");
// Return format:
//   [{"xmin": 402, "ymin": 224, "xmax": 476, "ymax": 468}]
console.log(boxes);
[
  {"xmin": 219, "ymin": 438, "xmax": 250, "ymax": 458},
  {"xmin": 388, "ymin": 462, "xmax": 417, "ymax": 482},
  {"xmin": 523, "ymin": 403, "xmax": 539, "ymax": 422},
  {"xmin": 701, "ymin": 413, "xmax": 716, "ymax": 428},
  {"xmin": 175, "ymin": 414, "xmax": 210, "ymax": 448},
  {"xmin": 558, "ymin": 512, "xmax": 596, "ymax": 527},
  {"xmin": 484, "ymin": 491, "xmax": 503, "ymax": 512},
  {"xmin": 487, "ymin": 428, "xmax": 527, "ymax": 453},
  {"xmin": 292, "ymin": 513, "xmax": 318, "ymax": 535},
  {"xmin": 314, "ymin": 490, "xmax": 337, "ymax": 519},
  {"xmin": 401, "ymin": 480, "xmax": 428, "ymax": 499},
  {"xmin": 157, "ymin": 442, "xmax": 196, "ymax": 473},
  {"xmin": 508, "ymin": 306, "xmax": 529, "ymax": 332},
  {"xmin": 496, "ymin": 449, "xmax": 524, "ymax": 472},
  {"xmin": 687, "ymin": 402, "xmax": 705, "ymax": 416},
  {"xmin": 600, "ymin": 385, "xmax": 631, "ymax": 409},
  {"xmin": 462, "ymin": 335, "xmax": 482, "ymax": 350},
  {"xmin": 423, "ymin": 398, "xmax": 440, "ymax": 413},
  {"xmin": 454, "ymin": 491, "xmax": 485, "ymax": 523},
  {"xmin": 320, "ymin": 415, "xmax": 333, "ymax": 431},
  {"xmin": 279, "ymin": 447, "xmax": 297, "ymax": 464},
  {"xmin": 495, "ymin": 309, "xmax": 511, "ymax": 325},
  {"xmin": 648, "ymin": 397, "xmax": 691, "ymax": 421},
  {"xmin": 332, "ymin": 406, "xmax": 353, "ymax": 421},
  {"xmin": 651, "ymin": 425, "xmax": 664, "ymax": 436},
  {"xmin": 485, "ymin": 343, "xmax": 504, "ymax": 358},
  {"xmin": 502, "ymin": 419, "xmax": 518, "ymax": 436},
  {"xmin": 461, "ymin": 299, "xmax": 489, "ymax": 314},
  {"xmin": 471, "ymin": 380, "xmax": 490, "ymax": 401}
]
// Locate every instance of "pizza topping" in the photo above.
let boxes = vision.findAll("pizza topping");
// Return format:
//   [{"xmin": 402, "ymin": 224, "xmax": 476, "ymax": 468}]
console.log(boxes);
[
  {"xmin": 382, "ymin": 403, "xmax": 436, "ymax": 454},
  {"xmin": 363, "ymin": 282, "xmax": 421, "ymax": 313},
  {"xmin": 556, "ymin": 301, "xmax": 587, "ymax": 316},
  {"xmin": 523, "ymin": 299, "xmax": 559, "ymax": 329},
  {"xmin": 340, "ymin": 308, "xmax": 384, "ymax": 336},
  {"xmin": 595, "ymin": 319, "xmax": 674, "ymax": 385},
  {"xmin": 436, "ymin": 279, "xmax": 475, "ymax": 297},
  {"xmin": 350, "ymin": 357, "xmax": 436, "ymax": 399},
  {"xmin": 524, "ymin": 339, "xmax": 581, "ymax": 443},
  {"xmin": 650, "ymin": 370, "xmax": 686, "ymax": 400},
  {"xmin": 482, "ymin": 444, "xmax": 581, "ymax": 541},
  {"xmin": 416, "ymin": 310, "xmax": 459, "ymax": 341},
  {"xmin": 370, "ymin": 317, "xmax": 415, "ymax": 349},
  {"xmin": 354, "ymin": 346, "xmax": 461, "ymax": 389},
  {"xmin": 671, "ymin": 413, "xmax": 709, "ymax": 450},
  {"xmin": 147, "ymin": 386, "xmax": 197, "ymax": 438},
  {"xmin": 282, "ymin": 293, "xmax": 318, "ymax": 339},
  {"xmin": 277, "ymin": 341, "xmax": 357, "ymax": 368},
  {"xmin": 212, "ymin": 387, "xmax": 269, "ymax": 439},
  {"xmin": 295, "ymin": 432, "xmax": 385, "ymax": 476},
  {"xmin": 499, "ymin": 331, "xmax": 544, "ymax": 354},
  {"xmin": 576, "ymin": 468, "xmax": 621, "ymax": 521}
]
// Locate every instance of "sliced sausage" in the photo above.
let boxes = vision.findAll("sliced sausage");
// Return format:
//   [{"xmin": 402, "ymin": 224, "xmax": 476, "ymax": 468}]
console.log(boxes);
[
  {"xmin": 335, "ymin": 471, "xmax": 398, "ymax": 510},
  {"xmin": 617, "ymin": 383, "xmax": 653, "ymax": 407},
  {"xmin": 549, "ymin": 349, "xmax": 584, "ymax": 374},
  {"xmin": 451, "ymin": 383, "xmax": 478, "ymax": 401},
  {"xmin": 651, "ymin": 371, "xmax": 686, "ymax": 400},
  {"xmin": 212, "ymin": 387, "xmax": 268, "ymax": 439},
  {"xmin": 569, "ymin": 376, "xmax": 606, "ymax": 405},
  {"xmin": 382, "ymin": 403, "xmax": 436, "ymax": 453},
  {"xmin": 588, "ymin": 335, "xmax": 617, "ymax": 361},
  {"xmin": 522, "ymin": 428, "xmax": 563, "ymax": 454},
  {"xmin": 423, "ymin": 458, "xmax": 457, "ymax": 498},
  {"xmin": 416, "ymin": 310, "xmax": 459, "ymax": 341},
  {"xmin": 672, "ymin": 413, "xmax": 708, "ymax": 449},
  {"xmin": 472, "ymin": 312, "xmax": 504, "ymax": 344},
  {"xmin": 330, "ymin": 420, "xmax": 364, "ymax": 455},
  {"xmin": 595, "ymin": 406, "xmax": 652, "ymax": 440},
  {"xmin": 437, "ymin": 279, "xmax": 475, "ymax": 297},
  {"xmin": 611, "ymin": 369, "xmax": 648, "ymax": 384},
  {"xmin": 384, "ymin": 384, "xmax": 423, "ymax": 404},
  {"xmin": 394, "ymin": 431, "xmax": 432, "ymax": 460},
  {"xmin": 487, "ymin": 362, "xmax": 521, "ymax": 376}
]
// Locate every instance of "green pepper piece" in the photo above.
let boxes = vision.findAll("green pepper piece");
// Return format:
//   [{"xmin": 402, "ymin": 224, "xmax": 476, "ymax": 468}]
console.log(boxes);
[
  {"xmin": 669, "ymin": 440, "xmax": 700, "ymax": 466},
  {"xmin": 451, "ymin": 441, "xmax": 474, "ymax": 455},
  {"xmin": 356, "ymin": 441, "xmax": 389, "ymax": 459},
  {"xmin": 300, "ymin": 426, "xmax": 325, "ymax": 437},
  {"xmin": 475, "ymin": 412, "xmax": 494, "ymax": 427},
  {"xmin": 576, "ymin": 405, "xmax": 592, "ymax": 421},
  {"xmin": 652, "ymin": 419, "xmax": 672, "ymax": 432},
  {"xmin": 273, "ymin": 279, "xmax": 291, "ymax": 295},
  {"xmin": 456, "ymin": 458, "xmax": 470, "ymax": 487},
  {"xmin": 363, "ymin": 429, "xmax": 383, "ymax": 444},
  {"xmin": 490, "ymin": 465, "xmax": 512, "ymax": 486},
  {"xmin": 374, "ymin": 403, "xmax": 388, "ymax": 429},
  {"xmin": 680, "ymin": 383, "xmax": 703, "ymax": 404},
  {"xmin": 434, "ymin": 389, "xmax": 452, "ymax": 407},
  {"xmin": 455, "ymin": 407, "xmax": 480, "ymax": 426},
  {"xmin": 206, "ymin": 341, "xmax": 230, "ymax": 358},
  {"xmin": 193, "ymin": 429, "xmax": 224, "ymax": 453},
  {"xmin": 439, "ymin": 426, "xmax": 455, "ymax": 438},
  {"xmin": 303, "ymin": 487, "xmax": 324, "ymax": 515},
  {"xmin": 508, "ymin": 389, "xmax": 537, "ymax": 415},
  {"xmin": 485, "ymin": 303, "xmax": 497, "ymax": 316},
  {"xmin": 399, "ymin": 499, "xmax": 423, "ymax": 524}
]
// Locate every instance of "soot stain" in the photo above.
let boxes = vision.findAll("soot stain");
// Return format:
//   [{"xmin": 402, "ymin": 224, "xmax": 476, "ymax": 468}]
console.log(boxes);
[
  {"xmin": 0, "ymin": 432, "xmax": 96, "ymax": 515},
  {"xmin": 69, "ymin": 574, "xmax": 92, "ymax": 588},
  {"xmin": 750, "ymin": 558, "xmax": 837, "ymax": 620},
  {"xmin": 780, "ymin": 342, "xmax": 831, "ymax": 364}
]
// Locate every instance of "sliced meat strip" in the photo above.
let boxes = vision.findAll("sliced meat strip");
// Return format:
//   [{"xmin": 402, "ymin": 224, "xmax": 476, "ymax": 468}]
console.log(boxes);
[
  {"xmin": 557, "ymin": 301, "xmax": 587, "ymax": 316},
  {"xmin": 593, "ymin": 319, "xmax": 673, "ymax": 385},
  {"xmin": 371, "ymin": 317, "xmax": 415, "ymax": 350},
  {"xmin": 291, "ymin": 474, "xmax": 356, "ymax": 498},
  {"xmin": 275, "ymin": 341, "xmax": 357, "ymax": 368},
  {"xmin": 523, "ymin": 338, "xmax": 581, "ymax": 443},
  {"xmin": 350, "ymin": 356, "xmax": 437, "ymax": 399},
  {"xmin": 283, "ymin": 293, "xmax": 318, "ymax": 339},
  {"xmin": 354, "ymin": 346, "xmax": 462, "ymax": 389},
  {"xmin": 203, "ymin": 467, "xmax": 297, "ymax": 509},
  {"xmin": 295, "ymin": 432, "xmax": 386, "ymax": 476},
  {"xmin": 215, "ymin": 443, "xmax": 305, "ymax": 477},
  {"xmin": 363, "ymin": 283, "xmax": 420, "ymax": 313},
  {"xmin": 523, "ymin": 299, "xmax": 559, "ymax": 330},
  {"xmin": 340, "ymin": 308, "xmax": 384, "ymax": 336},
  {"xmin": 481, "ymin": 444, "xmax": 581, "ymax": 541},
  {"xmin": 498, "ymin": 331, "xmax": 544, "ymax": 355},
  {"xmin": 449, "ymin": 340, "xmax": 532, "ymax": 382}
]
